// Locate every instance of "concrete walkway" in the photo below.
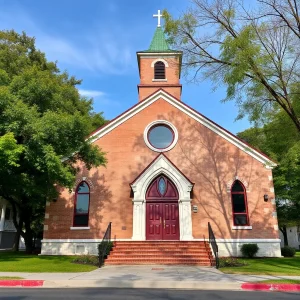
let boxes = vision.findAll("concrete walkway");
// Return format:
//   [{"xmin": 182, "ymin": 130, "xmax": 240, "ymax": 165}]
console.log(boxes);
[{"xmin": 1, "ymin": 266, "xmax": 300, "ymax": 289}]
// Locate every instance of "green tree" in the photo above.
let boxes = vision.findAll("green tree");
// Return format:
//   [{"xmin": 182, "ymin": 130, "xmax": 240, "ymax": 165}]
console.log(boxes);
[
  {"xmin": 0, "ymin": 30, "xmax": 107, "ymax": 252},
  {"xmin": 163, "ymin": 0, "xmax": 300, "ymax": 132}
]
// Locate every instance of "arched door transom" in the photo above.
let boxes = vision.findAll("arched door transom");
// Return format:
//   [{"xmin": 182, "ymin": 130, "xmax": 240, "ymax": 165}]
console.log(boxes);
[{"xmin": 146, "ymin": 175, "xmax": 179, "ymax": 201}]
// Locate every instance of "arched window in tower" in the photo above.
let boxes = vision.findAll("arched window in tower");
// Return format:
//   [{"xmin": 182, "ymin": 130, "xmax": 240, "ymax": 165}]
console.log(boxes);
[
  {"xmin": 73, "ymin": 181, "xmax": 90, "ymax": 227},
  {"xmin": 231, "ymin": 180, "xmax": 249, "ymax": 226},
  {"xmin": 154, "ymin": 61, "xmax": 165, "ymax": 79}
]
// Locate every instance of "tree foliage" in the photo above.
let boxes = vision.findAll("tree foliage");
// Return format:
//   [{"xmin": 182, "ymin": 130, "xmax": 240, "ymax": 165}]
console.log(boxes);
[
  {"xmin": 0, "ymin": 30, "xmax": 107, "ymax": 252},
  {"xmin": 237, "ymin": 106, "xmax": 300, "ymax": 245},
  {"xmin": 163, "ymin": 0, "xmax": 300, "ymax": 132}
]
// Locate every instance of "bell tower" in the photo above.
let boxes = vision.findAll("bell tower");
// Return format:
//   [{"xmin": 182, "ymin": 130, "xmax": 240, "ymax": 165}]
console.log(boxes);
[{"xmin": 137, "ymin": 10, "xmax": 182, "ymax": 101}]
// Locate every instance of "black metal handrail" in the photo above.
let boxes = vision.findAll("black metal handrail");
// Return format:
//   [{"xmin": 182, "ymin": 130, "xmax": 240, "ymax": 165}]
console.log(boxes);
[
  {"xmin": 98, "ymin": 222, "xmax": 112, "ymax": 267},
  {"xmin": 208, "ymin": 222, "xmax": 219, "ymax": 269}
]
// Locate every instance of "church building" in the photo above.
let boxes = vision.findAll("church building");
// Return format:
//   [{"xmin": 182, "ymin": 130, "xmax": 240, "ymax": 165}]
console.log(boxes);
[{"xmin": 41, "ymin": 12, "xmax": 281, "ymax": 264}]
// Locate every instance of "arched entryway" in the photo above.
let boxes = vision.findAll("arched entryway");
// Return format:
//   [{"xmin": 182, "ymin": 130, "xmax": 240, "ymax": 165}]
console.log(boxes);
[{"xmin": 146, "ymin": 175, "xmax": 180, "ymax": 240}]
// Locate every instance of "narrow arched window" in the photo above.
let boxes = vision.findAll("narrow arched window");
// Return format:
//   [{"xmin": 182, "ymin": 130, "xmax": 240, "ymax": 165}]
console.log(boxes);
[
  {"xmin": 154, "ymin": 61, "xmax": 165, "ymax": 79},
  {"xmin": 231, "ymin": 180, "xmax": 249, "ymax": 226},
  {"xmin": 73, "ymin": 181, "xmax": 90, "ymax": 227}
]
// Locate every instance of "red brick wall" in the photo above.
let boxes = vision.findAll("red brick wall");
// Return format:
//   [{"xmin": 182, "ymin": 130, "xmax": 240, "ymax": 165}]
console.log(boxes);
[
  {"xmin": 44, "ymin": 98, "xmax": 279, "ymax": 241},
  {"xmin": 138, "ymin": 56, "xmax": 182, "ymax": 101}
]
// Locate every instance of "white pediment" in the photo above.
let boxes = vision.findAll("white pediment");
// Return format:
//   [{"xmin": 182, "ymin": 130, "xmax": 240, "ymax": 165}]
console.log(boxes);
[{"xmin": 131, "ymin": 154, "xmax": 193, "ymax": 202}]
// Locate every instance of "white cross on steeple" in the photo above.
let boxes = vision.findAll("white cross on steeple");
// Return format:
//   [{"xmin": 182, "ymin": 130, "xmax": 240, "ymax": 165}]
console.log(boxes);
[{"xmin": 153, "ymin": 9, "xmax": 163, "ymax": 27}]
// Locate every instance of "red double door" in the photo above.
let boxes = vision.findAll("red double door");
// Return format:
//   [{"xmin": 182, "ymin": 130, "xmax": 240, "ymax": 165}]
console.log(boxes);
[
  {"xmin": 146, "ymin": 202, "xmax": 179, "ymax": 240},
  {"xmin": 145, "ymin": 175, "xmax": 180, "ymax": 240}
]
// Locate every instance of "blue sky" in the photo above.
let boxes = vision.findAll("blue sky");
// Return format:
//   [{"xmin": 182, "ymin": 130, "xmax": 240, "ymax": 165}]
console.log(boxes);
[{"xmin": 0, "ymin": 0, "xmax": 251, "ymax": 134}]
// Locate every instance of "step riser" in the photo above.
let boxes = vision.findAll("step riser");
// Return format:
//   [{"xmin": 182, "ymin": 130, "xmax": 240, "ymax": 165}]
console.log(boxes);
[
  {"xmin": 104, "ymin": 242, "xmax": 214, "ymax": 267},
  {"xmin": 113, "ymin": 242, "xmax": 208, "ymax": 245},
  {"xmin": 106, "ymin": 263, "xmax": 213, "ymax": 266},
  {"xmin": 109, "ymin": 252, "xmax": 212, "ymax": 256},
  {"xmin": 105, "ymin": 260, "xmax": 212, "ymax": 266},
  {"xmin": 111, "ymin": 248, "xmax": 213, "ymax": 252},
  {"xmin": 109, "ymin": 255, "xmax": 212, "ymax": 258}
]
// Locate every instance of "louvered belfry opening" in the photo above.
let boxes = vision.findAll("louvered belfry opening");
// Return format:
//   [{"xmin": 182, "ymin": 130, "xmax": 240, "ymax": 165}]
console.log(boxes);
[{"xmin": 154, "ymin": 61, "xmax": 165, "ymax": 79}]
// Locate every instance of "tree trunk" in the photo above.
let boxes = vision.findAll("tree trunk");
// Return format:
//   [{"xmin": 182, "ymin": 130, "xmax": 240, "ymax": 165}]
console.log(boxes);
[
  {"xmin": 12, "ymin": 219, "xmax": 23, "ymax": 252},
  {"xmin": 23, "ymin": 218, "xmax": 33, "ymax": 254},
  {"xmin": 280, "ymin": 225, "xmax": 288, "ymax": 246},
  {"xmin": 10, "ymin": 201, "xmax": 23, "ymax": 252}
]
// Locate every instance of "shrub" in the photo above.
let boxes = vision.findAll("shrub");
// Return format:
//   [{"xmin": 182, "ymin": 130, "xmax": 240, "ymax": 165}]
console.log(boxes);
[
  {"xmin": 241, "ymin": 243, "xmax": 259, "ymax": 258},
  {"xmin": 98, "ymin": 241, "xmax": 114, "ymax": 257},
  {"xmin": 281, "ymin": 246, "xmax": 296, "ymax": 257},
  {"xmin": 219, "ymin": 257, "xmax": 248, "ymax": 268},
  {"xmin": 72, "ymin": 255, "xmax": 98, "ymax": 266}
]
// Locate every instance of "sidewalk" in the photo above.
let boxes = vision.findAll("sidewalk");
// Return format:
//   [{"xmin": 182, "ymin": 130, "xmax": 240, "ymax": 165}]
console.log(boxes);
[{"xmin": 1, "ymin": 265, "xmax": 300, "ymax": 289}]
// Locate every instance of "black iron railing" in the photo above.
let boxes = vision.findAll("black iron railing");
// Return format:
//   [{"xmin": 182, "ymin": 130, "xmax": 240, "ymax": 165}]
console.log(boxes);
[
  {"xmin": 208, "ymin": 222, "xmax": 219, "ymax": 269},
  {"xmin": 98, "ymin": 222, "xmax": 112, "ymax": 267}
]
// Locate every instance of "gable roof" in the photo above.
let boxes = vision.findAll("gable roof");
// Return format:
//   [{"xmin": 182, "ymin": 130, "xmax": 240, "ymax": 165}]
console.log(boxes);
[{"xmin": 89, "ymin": 89, "xmax": 277, "ymax": 168}]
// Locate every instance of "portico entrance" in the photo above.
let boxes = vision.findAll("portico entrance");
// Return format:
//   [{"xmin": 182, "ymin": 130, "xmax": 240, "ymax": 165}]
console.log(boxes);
[
  {"xmin": 146, "ymin": 175, "xmax": 179, "ymax": 240},
  {"xmin": 131, "ymin": 154, "xmax": 194, "ymax": 241}
]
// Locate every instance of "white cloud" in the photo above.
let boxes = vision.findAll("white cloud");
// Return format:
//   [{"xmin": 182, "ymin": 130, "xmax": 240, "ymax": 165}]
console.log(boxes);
[
  {"xmin": 79, "ymin": 89, "xmax": 121, "ymax": 107},
  {"xmin": 0, "ymin": 5, "xmax": 134, "ymax": 75},
  {"xmin": 78, "ymin": 89, "xmax": 106, "ymax": 98}
]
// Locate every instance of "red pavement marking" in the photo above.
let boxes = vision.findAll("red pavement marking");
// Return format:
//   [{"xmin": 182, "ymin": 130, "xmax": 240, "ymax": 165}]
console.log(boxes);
[
  {"xmin": 0, "ymin": 280, "xmax": 44, "ymax": 287},
  {"xmin": 241, "ymin": 283, "xmax": 300, "ymax": 292}
]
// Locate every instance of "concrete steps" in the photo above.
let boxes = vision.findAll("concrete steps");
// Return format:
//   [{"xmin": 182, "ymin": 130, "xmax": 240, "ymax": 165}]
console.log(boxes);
[{"xmin": 105, "ymin": 241, "xmax": 215, "ymax": 266}]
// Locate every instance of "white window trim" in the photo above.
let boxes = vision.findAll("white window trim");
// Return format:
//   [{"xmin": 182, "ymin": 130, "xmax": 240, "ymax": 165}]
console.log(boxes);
[
  {"xmin": 232, "ymin": 226, "xmax": 252, "ymax": 230},
  {"xmin": 70, "ymin": 227, "xmax": 90, "ymax": 230},
  {"xmin": 151, "ymin": 59, "xmax": 169, "ymax": 67},
  {"xmin": 152, "ymin": 79, "xmax": 167, "ymax": 82},
  {"xmin": 144, "ymin": 120, "xmax": 178, "ymax": 152}
]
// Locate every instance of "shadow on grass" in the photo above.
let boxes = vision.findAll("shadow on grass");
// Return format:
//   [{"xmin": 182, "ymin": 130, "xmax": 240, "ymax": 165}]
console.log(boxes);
[
  {"xmin": 221, "ymin": 256, "xmax": 300, "ymax": 275},
  {"xmin": 0, "ymin": 251, "xmax": 97, "ymax": 272}
]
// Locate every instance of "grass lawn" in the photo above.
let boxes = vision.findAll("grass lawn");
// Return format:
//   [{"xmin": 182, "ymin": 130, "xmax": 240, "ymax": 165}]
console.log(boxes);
[
  {"xmin": 256, "ymin": 279, "xmax": 300, "ymax": 284},
  {"xmin": 220, "ymin": 252, "xmax": 300, "ymax": 275},
  {"xmin": 0, "ymin": 252, "xmax": 97, "ymax": 273}
]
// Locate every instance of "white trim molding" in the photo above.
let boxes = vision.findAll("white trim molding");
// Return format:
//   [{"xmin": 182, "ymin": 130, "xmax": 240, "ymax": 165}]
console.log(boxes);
[
  {"xmin": 130, "ymin": 154, "xmax": 193, "ymax": 241},
  {"xmin": 151, "ymin": 59, "xmax": 169, "ymax": 67},
  {"xmin": 232, "ymin": 226, "xmax": 252, "ymax": 230},
  {"xmin": 89, "ymin": 90, "xmax": 277, "ymax": 168},
  {"xmin": 152, "ymin": 79, "xmax": 167, "ymax": 82},
  {"xmin": 143, "ymin": 120, "xmax": 178, "ymax": 152},
  {"xmin": 70, "ymin": 227, "xmax": 90, "ymax": 230}
]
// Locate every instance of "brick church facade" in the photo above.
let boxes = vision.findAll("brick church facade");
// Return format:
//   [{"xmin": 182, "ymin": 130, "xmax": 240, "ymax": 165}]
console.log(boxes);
[{"xmin": 41, "ymin": 21, "xmax": 281, "ymax": 260}]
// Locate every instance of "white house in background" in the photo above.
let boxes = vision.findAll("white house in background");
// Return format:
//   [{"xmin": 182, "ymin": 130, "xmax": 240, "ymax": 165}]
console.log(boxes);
[
  {"xmin": 279, "ymin": 226, "xmax": 300, "ymax": 249},
  {"xmin": 0, "ymin": 198, "xmax": 16, "ymax": 249},
  {"xmin": 0, "ymin": 198, "xmax": 25, "ymax": 249}
]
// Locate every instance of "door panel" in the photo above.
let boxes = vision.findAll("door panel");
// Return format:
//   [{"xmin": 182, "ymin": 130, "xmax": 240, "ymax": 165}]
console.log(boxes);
[
  {"xmin": 146, "ymin": 203, "xmax": 163, "ymax": 240},
  {"xmin": 163, "ymin": 203, "xmax": 179, "ymax": 240},
  {"xmin": 146, "ymin": 202, "xmax": 179, "ymax": 240}
]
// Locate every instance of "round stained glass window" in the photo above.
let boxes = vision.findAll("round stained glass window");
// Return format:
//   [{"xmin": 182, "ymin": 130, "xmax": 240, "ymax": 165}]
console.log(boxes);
[{"xmin": 147, "ymin": 125, "xmax": 174, "ymax": 149}]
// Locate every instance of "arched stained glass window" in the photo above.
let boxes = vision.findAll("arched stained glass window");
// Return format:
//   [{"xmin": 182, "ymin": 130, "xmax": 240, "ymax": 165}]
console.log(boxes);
[
  {"xmin": 231, "ymin": 180, "xmax": 249, "ymax": 226},
  {"xmin": 154, "ymin": 61, "xmax": 165, "ymax": 79},
  {"xmin": 73, "ymin": 181, "xmax": 90, "ymax": 227}
]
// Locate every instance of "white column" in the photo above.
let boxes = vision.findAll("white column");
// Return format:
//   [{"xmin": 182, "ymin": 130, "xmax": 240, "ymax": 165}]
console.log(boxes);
[
  {"xmin": 132, "ymin": 199, "xmax": 146, "ymax": 240},
  {"xmin": 0, "ymin": 203, "xmax": 6, "ymax": 232},
  {"xmin": 179, "ymin": 199, "xmax": 193, "ymax": 240}
]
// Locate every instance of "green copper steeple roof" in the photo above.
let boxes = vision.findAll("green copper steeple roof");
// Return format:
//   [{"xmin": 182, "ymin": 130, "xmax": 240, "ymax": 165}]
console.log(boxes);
[
  {"xmin": 148, "ymin": 27, "xmax": 170, "ymax": 51},
  {"xmin": 137, "ymin": 26, "xmax": 180, "ymax": 53}
]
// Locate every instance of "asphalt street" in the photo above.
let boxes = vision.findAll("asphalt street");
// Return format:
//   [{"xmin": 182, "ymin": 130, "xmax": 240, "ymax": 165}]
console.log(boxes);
[{"xmin": 0, "ymin": 288, "xmax": 299, "ymax": 300}]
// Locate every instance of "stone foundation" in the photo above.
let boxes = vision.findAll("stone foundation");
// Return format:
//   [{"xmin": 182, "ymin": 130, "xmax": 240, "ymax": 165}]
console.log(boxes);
[{"xmin": 41, "ymin": 238, "xmax": 281, "ymax": 257}]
